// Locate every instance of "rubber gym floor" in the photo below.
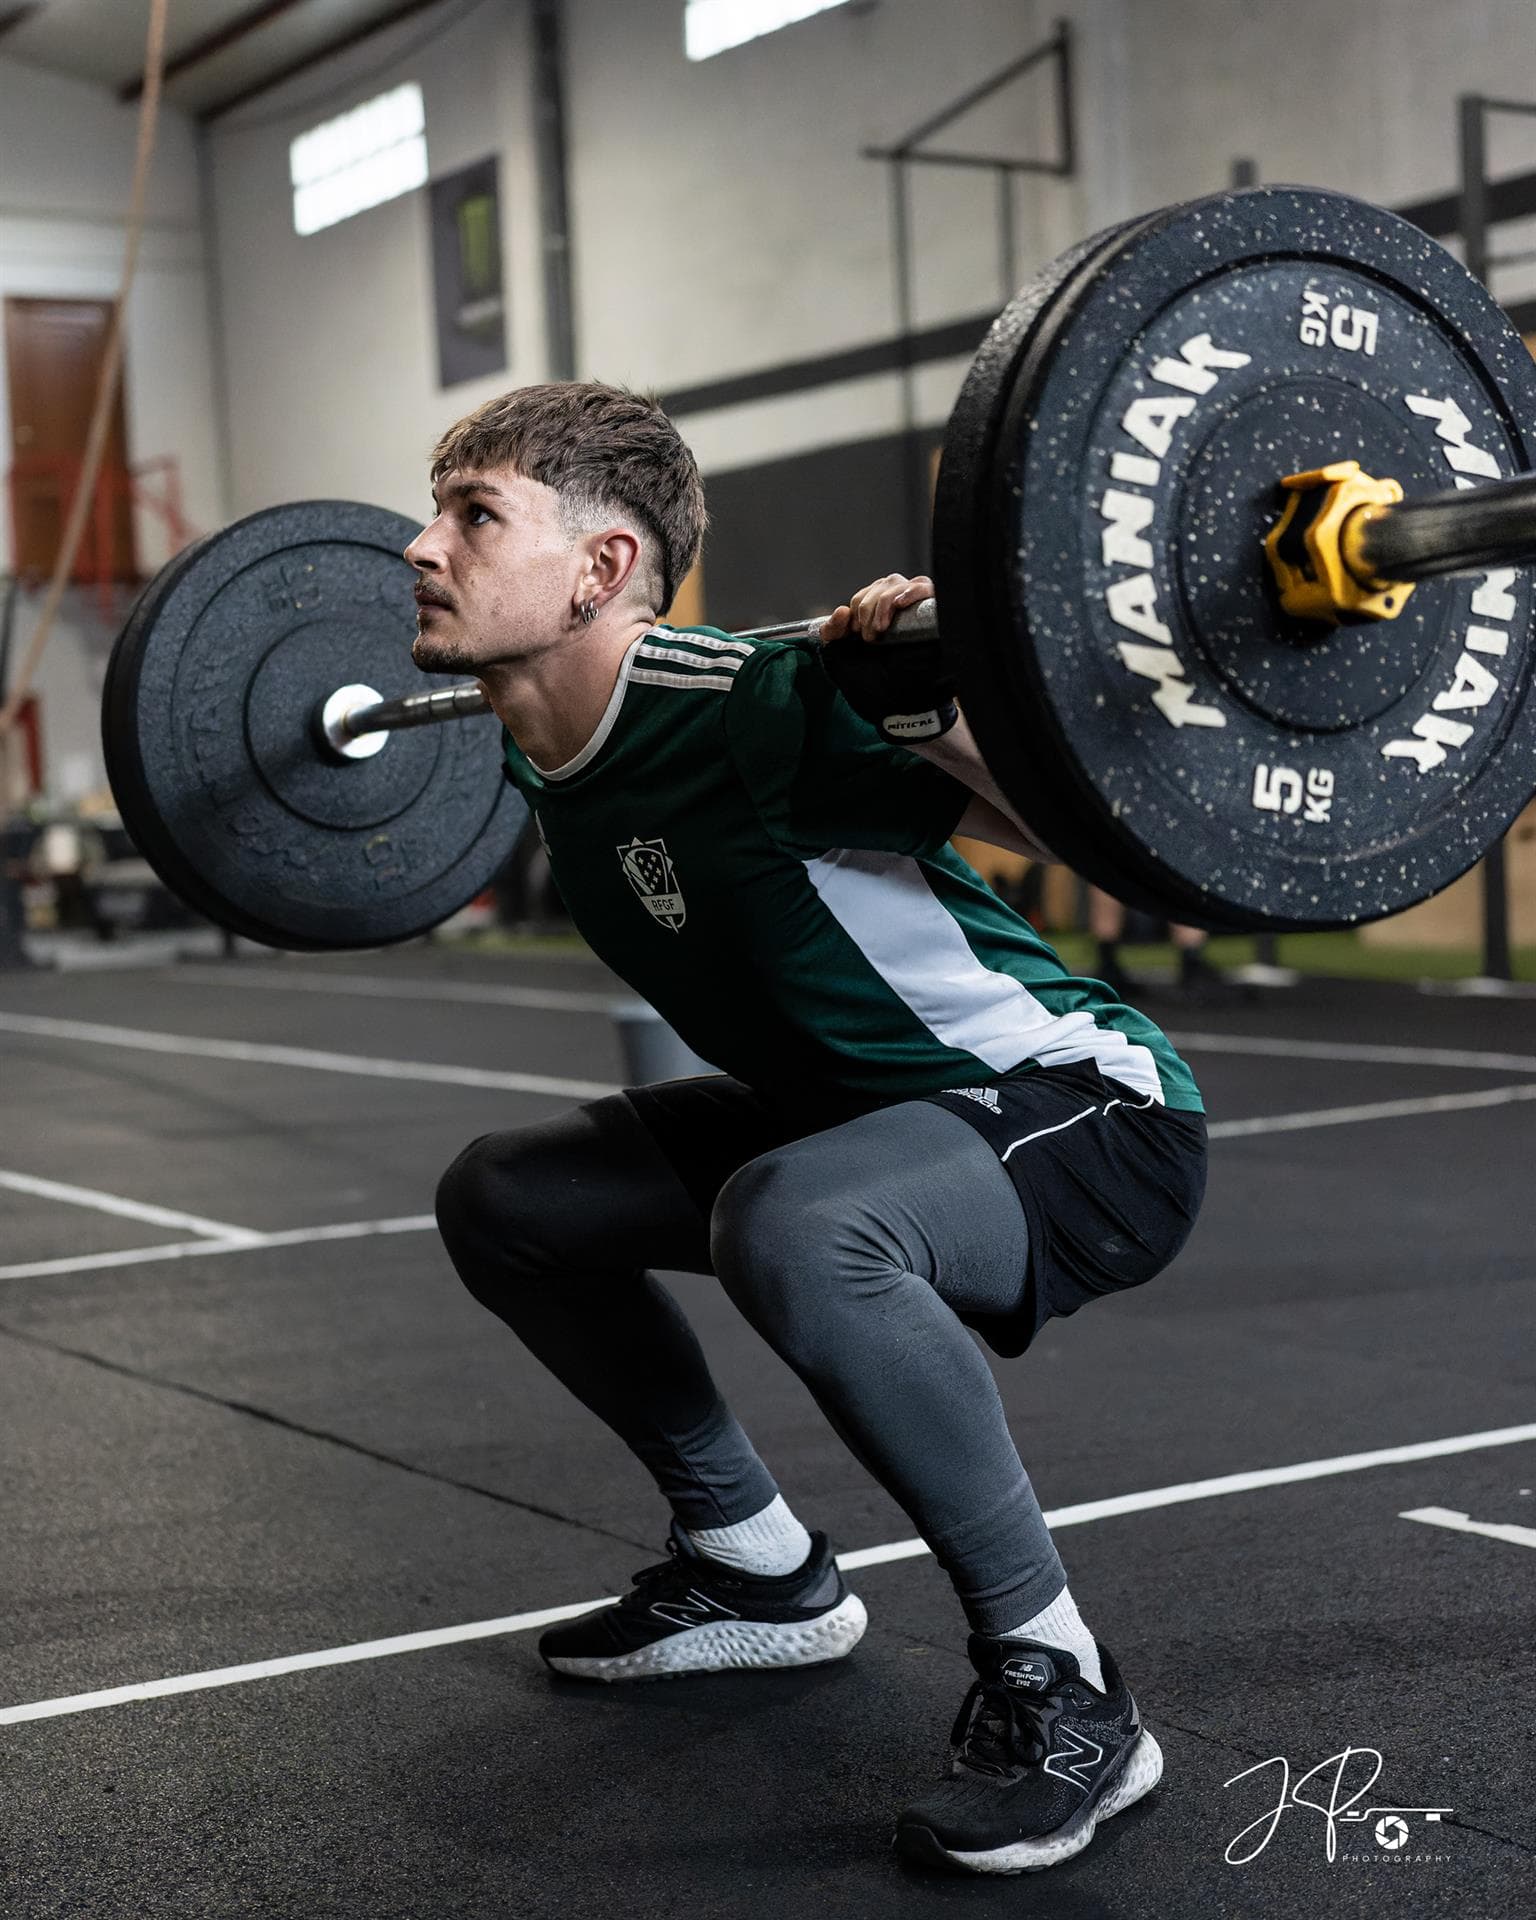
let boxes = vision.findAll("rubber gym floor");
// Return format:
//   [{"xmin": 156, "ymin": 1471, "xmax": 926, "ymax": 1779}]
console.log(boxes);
[{"xmin": 2, "ymin": 943, "xmax": 1532, "ymax": 1920}]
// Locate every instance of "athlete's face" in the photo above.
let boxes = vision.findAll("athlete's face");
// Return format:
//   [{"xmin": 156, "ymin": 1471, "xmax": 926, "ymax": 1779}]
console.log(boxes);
[{"xmin": 405, "ymin": 467, "xmax": 578, "ymax": 674}]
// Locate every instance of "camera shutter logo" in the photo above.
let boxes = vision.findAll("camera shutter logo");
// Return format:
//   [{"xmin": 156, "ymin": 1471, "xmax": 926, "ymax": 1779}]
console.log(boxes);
[
  {"xmin": 618, "ymin": 837, "xmax": 686, "ymax": 932},
  {"xmin": 1375, "ymin": 1815, "xmax": 1410, "ymax": 1851}
]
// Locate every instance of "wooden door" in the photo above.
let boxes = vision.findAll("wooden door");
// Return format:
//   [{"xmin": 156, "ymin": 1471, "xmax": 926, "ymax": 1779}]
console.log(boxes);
[{"xmin": 5, "ymin": 298, "xmax": 136, "ymax": 582}]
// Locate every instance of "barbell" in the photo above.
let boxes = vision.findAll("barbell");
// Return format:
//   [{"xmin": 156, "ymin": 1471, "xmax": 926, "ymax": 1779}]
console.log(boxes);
[{"xmin": 102, "ymin": 185, "xmax": 1536, "ymax": 951}]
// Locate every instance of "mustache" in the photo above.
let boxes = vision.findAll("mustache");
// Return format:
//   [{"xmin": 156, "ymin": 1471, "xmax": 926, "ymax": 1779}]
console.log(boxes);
[{"xmin": 413, "ymin": 581, "xmax": 454, "ymax": 608}]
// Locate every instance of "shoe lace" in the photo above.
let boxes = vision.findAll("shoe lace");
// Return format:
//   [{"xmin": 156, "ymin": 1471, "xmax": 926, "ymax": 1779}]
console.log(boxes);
[
  {"xmin": 949, "ymin": 1680, "xmax": 1047, "ymax": 1778},
  {"xmin": 619, "ymin": 1536, "xmax": 701, "ymax": 1612}
]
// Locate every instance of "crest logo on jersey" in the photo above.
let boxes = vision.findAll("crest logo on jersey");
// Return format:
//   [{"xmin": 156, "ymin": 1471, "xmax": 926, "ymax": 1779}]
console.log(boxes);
[{"xmin": 618, "ymin": 836, "xmax": 686, "ymax": 932}]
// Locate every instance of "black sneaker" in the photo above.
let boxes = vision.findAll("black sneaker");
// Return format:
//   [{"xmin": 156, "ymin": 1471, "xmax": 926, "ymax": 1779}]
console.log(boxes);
[
  {"xmin": 896, "ymin": 1635, "xmax": 1163, "ymax": 1874},
  {"xmin": 538, "ymin": 1523, "xmax": 867, "ymax": 1682}
]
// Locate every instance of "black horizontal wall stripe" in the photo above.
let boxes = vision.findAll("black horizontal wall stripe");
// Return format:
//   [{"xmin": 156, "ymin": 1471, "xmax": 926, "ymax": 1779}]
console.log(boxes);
[
  {"xmin": 1396, "ymin": 167, "xmax": 1536, "ymax": 241},
  {"xmin": 660, "ymin": 178, "xmax": 1536, "ymax": 424},
  {"xmin": 1503, "ymin": 295, "xmax": 1536, "ymax": 334},
  {"xmin": 661, "ymin": 312, "xmax": 993, "ymax": 418},
  {"xmin": 687, "ymin": 192, "xmax": 1536, "ymax": 643},
  {"xmin": 700, "ymin": 427, "xmax": 944, "ymax": 633}
]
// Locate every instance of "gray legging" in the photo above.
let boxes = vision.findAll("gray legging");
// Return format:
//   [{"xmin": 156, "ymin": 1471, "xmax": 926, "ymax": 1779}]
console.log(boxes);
[{"xmin": 434, "ymin": 1092, "xmax": 1064, "ymax": 1633}]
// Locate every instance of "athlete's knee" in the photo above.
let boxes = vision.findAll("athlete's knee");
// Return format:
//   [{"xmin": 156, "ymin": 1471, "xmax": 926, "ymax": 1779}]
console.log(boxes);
[
  {"xmin": 710, "ymin": 1147, "xmax": 895, "ymax": 1344},
  {"xmin": 435, "ymin": 1133, "xmax": 494, "ymax": 1240},
  {"xmin": 434, "ymin": 1131, "xmax": 555, "ymax": 1294}
]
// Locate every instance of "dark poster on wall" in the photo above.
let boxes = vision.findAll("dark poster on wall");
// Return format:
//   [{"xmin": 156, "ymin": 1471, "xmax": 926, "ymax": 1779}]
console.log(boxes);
[{"xmin": 430, "ymin": 156, "xmax": 508, "ymax": 388}]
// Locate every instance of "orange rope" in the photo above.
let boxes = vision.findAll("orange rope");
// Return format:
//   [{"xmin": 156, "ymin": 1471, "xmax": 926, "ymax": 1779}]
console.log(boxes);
[{"xmin": 0, "ymin": 0, "xmax": 171, "ymax": 766}]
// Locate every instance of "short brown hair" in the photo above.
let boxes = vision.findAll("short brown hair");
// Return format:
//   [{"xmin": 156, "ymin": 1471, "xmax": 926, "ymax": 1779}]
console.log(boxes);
[{"xmin": 430, "ymin": 381, "xmax": 706, "ymax": 612}]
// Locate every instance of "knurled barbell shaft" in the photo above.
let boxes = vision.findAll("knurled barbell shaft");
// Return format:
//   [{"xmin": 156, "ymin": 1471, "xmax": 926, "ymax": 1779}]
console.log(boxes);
[
  {"xmin": 1346, "ymin": 471, "xmax": 1536, "ymax": 584},
  {"xmin": 338, "ymin": 598, "xmax": 941, "ymax": 740},
  {"xmin": 340, "ymin": 680, "xmax": 492, "ymax": 736}
]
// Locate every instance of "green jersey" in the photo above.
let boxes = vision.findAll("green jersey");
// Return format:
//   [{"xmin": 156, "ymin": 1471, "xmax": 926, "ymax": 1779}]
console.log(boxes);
[{"xmin": 501, "ymin": 626, "xmax": 1203, "ymax": 1112}]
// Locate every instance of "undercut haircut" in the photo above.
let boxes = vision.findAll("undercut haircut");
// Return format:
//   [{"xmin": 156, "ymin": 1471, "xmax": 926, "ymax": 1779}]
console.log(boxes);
[{"xmin": 429, "ymin": 382, "xmax": 706, "ymax": 614}]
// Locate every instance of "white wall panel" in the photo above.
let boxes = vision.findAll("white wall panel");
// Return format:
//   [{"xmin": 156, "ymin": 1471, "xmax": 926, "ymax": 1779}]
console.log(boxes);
[
  {"xmin": 564, "ymin": 0, "xmax": 1088, "ymax": 387},
  {"xmin": 208, "ymin": 0, "xmax": 542, "ymax": 525}
]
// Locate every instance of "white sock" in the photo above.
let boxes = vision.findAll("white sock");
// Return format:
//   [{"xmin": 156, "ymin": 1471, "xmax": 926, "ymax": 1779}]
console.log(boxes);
[
  {"xmin": 686, "ymin": 1494, "xmax": 812, "ymax": 1577},
  {"xmin": 999, "ymin": 1585, "xmax": 1105, "ymax": 1691}
]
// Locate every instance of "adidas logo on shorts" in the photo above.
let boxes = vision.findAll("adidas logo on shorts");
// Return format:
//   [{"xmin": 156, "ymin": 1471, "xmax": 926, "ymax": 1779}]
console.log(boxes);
[{"xmin": 948, "ymin": 1085, "xmax": 1002, "ymax": 1112}]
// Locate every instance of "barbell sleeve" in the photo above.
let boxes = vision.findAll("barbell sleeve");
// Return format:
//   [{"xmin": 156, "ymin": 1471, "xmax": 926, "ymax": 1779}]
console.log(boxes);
[
  {"xmin": 338, "ymin": 596, "xmax": 942, "ymax": 740},
  {"xmin": 341, "ymin": 681, "xmax": 490, "ymax": 737},
  {"xmin": 1346, "ymin": 471, "xmax": 1536, "ymax": 584}
]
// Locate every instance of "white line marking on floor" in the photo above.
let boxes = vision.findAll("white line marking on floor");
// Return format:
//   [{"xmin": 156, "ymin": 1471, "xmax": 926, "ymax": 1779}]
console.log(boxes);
[
  {"xmin": 135, "ymin": 982, "xmax": 1536, "ymax": 1076},
  {"xmin": 0, "ymin": 1599, "xmax": 617, "ymax": 1726},
  {"xmin": 0, "ymin": 1012, "xmax": 617, "ymax": 1101},
  {"xmin": 5, "ymin": 1080, "xmax": 1532, "ymax": 1284},
  {"xmin": 1170, "ymin": 1030, "xmax": 1536, "ymax": 1075},
  {"xmin": 0, "ymin": 1215, "xmax": 436, "ymax": 1282},
  {"xmin": 0, "ymin": 1168, "xmax": 258, "ymax": 1243},
  {"xmin": 1207, "ymin": 1082, "xmax": 1536, "ymax": 1139},
  {"xmin": 4, "ymin": 1421, "xmax": 1533, "ymax": 1727},
  {"xmin": 1399, "ymin": 1505, "xmax": 1536, "ymax": 1550},
  {"xmin": 133, "ymin": 983, "xmax": 1536, "ymax": 1076},
  {"xmin": 836, "ymin": 1538, "xmax": 934, "ymax": 1571},
  {"xmin": 174, "ymin": 966, "xmax": 619, "ymax": 1015},
  {"xmin": 8, "ymin": 1010, "xmax": 1536, "ymax": 1139},
  {"xmin": 1036, "ymin": 1424, "xmax": 1536, "ymax": 1523}
]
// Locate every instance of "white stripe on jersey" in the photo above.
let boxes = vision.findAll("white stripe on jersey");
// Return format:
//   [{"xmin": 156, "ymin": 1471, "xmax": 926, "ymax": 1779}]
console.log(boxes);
[
  {"xmin": 802, "ymin": 847, "xmax": 1167, "ymax": 1102},
  {"xmin": 653, "ymin": 629, "xmax": 754, "ymax": 658},
  {"xmin": 534, "ymin": 632, "xmax": 649, "ymax": 780},
  {"xmin": 530, "ymin": 628, "xmax": 740, "ymax": 778},
  {"xmin": 636, "ymin": 640, "xmax": 745, "ymax": 673},
  {"xmin": 630, "ymin": 666, "xmax": 738, "ymax": 692}
]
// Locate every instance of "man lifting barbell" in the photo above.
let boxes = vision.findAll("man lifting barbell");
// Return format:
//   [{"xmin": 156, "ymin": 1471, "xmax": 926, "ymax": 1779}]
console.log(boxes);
[
  {"xmin": 417, "ymin": 381, "xmax": 1207, "ymax": 1876},
  {"xmin": 99, "ymin": 183, "xmax": 1536, "ymax": 1878}
]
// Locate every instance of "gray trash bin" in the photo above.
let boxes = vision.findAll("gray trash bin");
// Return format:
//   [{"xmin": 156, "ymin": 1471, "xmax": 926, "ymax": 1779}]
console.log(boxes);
[{"xmin": 611, "ymin": 999, "xmax": 716, "ymax": 1084}]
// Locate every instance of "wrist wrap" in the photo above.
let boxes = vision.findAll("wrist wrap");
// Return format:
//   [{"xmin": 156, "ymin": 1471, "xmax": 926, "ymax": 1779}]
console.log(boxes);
[{"xmin": 819, "ymin": 632, "xmax": 958, "ymax": 744}]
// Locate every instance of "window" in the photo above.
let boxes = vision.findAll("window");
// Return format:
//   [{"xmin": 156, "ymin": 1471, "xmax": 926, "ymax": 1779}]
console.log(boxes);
[
  {"xmin": 684, "ymin": 0, "xmax": 854, "ymax": 63},
  {"xmin": 290, "ymin": 82, "xmax": 428, "ymax": 237}
]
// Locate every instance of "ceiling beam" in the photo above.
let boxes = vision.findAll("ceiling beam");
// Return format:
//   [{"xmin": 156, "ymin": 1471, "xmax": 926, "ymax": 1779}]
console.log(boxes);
[
  {"xmin": 200, "ymin": 0, "xmax": 449, "ymax": 121},
  {"xmin": 118, "ymin": 0, "xmax": 308, "ymax": 102}
]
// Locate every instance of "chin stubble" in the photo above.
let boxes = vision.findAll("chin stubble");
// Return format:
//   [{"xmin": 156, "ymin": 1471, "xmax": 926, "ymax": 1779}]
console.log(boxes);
[{"xmin": 412, "ymin": 631, "xmax": 475, "ymax": 673}]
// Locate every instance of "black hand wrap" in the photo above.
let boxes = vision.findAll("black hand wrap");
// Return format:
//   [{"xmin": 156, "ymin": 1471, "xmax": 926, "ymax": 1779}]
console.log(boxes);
[{"xmin": 819, "ymin": 631, "xmax": 958, "ymax": 745}]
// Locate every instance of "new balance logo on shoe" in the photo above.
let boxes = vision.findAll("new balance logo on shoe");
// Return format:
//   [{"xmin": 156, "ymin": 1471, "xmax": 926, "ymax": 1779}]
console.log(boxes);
[
  {"xmin": 649, "ymin": 1588, "xmax": 741, "ymax": 1628},
  {"xmin": 1042, "ymin": 1727, "xmax": 1107, "ymax": 1792},
  {"xmin": 1001, "ymin": 1655, "xmax": 1054, "ymax": 1690}
]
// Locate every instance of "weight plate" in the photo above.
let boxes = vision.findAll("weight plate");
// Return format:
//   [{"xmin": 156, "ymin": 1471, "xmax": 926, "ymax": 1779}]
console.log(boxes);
[
  {"xmin": 936, "ymin": 186, "xmax": 1536, "ymax": 930},
  {"xmin": 102, "ymin": 500, "xmax": 526, "ymax": 950}
]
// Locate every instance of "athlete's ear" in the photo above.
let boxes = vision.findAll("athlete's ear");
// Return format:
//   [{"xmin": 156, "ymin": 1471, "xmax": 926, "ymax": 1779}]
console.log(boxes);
[{"xmin": 587, "ymin": 527, "xmax": 643, "ymax": 604}]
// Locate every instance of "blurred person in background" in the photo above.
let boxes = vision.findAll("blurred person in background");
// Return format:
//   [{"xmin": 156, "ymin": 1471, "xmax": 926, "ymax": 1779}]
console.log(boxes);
[{"xmin": 1089, "ymin": 885, "xmax": 1238, "ymax": 1004}]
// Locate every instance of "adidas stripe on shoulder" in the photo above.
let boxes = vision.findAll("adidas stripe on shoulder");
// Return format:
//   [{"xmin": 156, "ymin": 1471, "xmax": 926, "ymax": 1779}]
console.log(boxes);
[{"xmin": 631, "ymin": 627, "xmax": 751, "ymax": 694}]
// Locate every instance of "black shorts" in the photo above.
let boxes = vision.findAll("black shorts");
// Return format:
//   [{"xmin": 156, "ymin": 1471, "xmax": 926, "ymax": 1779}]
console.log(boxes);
[{"xmin": 624, "ymin": 1062, "xmax": 1207, "ymax": 1357}]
